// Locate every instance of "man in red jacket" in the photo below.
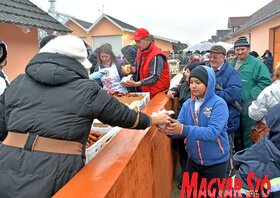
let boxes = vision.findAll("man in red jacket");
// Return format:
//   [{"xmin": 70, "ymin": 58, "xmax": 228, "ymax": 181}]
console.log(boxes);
[{"xmin": 121, "ymin": 28, "xmax": 170, "ymax": 98}]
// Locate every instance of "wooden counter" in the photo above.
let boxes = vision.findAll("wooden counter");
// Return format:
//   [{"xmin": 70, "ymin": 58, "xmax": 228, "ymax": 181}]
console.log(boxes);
[{"xmin": 54, "ymin": 75, "xmax": 181, "ymax": 198}]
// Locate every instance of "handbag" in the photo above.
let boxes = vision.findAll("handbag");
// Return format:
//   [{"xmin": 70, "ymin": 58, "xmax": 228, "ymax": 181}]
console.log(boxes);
[{"xmin": 249, "ymin": 121, "xmax": 269, "ymax": 143}]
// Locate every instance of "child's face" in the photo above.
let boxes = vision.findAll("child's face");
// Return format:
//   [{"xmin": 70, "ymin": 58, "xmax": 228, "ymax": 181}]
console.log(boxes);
[
  {"xmin": 100, "ymin": 52, "xmax": 111, "ymax": 65},
  {"xmin": 189, "ymin": 77, "xmax": 207, "ymax": 99},
  {"xmin": 182, "ymin": 68, "xmax": 190, "ymax": 80}
]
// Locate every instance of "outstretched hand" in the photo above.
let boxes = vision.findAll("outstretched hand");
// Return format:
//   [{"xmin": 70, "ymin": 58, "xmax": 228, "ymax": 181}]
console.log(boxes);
[
  {"xmin": 159, "ymin": 118, "xmax": 183, "ymax": 135},
  {"xmin": 150, "ymin": 110, "xmax": 172, "ymax": 126},
  {"xmin": 121, "ymin": 79, "xmax": 141, "ymax": 87},
  {"xmin": 166, "ymin": 90, "xmax": 175, "ymax": 98}
]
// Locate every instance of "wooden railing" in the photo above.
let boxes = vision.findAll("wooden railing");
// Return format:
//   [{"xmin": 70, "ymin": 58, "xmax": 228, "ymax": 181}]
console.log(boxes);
[{"xmin": 54, "ymin": 75, "xmax": 181, "ymax": 198}]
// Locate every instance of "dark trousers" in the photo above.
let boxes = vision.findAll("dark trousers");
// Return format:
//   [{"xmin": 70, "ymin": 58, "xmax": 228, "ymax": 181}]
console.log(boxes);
[
  {"xmin": 177, "ymin": 138, "xmax": 188, "ymax": 174},
  {"xmin": 227, "ymin": 132, "xmax": 235, "ymax": 177},
  {"xmin": 185, "ymin": 157, "xmax": 228, "ymax": 198}
]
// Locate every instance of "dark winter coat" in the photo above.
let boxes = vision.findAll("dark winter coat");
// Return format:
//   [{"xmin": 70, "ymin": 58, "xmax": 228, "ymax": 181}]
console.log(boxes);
[
  {"xmin": 214, "ymin": 60, "xmax": 242, "ymax": 133},
  {"xmin": 88, "ymin": 50, "xmax": 98, "ymax": 73},
  {"xmin": 234, "ymin": 136, "xmax": 280, "ymax": 197},
  {"xmin": 170, "ymin": 76, "xmax": 191, "ymax": 111},
  {"xmin": 262, "ymin": 50, "xmax": 274, "ymax": 74},
  {"xmin": 234, "ymin": 103, "xmax": 280, "ymax": 197},
  {"xmin": 0, "ymin": 53, "xmax": 150, "ymax": 198}
]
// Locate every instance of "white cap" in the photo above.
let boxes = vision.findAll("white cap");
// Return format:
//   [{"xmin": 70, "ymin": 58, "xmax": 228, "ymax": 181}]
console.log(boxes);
[{"xmin": 40, "ymin": 35, "xmax": 92, "ymax": 69}]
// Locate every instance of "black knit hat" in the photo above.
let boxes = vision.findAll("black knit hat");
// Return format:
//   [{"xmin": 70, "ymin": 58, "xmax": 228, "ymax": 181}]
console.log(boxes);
[
  {"xmin": 189, "ymin": 66, "xmax": 208, "ymax": 86},
  {"xmin": 187, "ymin": 61, "xmax": 205, "ymax": 71},
  {"xmin": 0, "ymin": 40, "xmax": 7, "ymax": 64},
  {"xmin": 234, "ymin": 37, "xmax": 250, "ymax": 49},
  {"xmin": 226, "ymin": 48, "xmax": 235, "ymax": 57}
]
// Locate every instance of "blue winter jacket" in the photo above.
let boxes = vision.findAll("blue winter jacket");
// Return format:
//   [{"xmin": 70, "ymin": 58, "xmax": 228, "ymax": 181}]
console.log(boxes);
[
  {"xmin": 214, "ymin": 60, "xmax": 242, "ymax": 133},
  {"xmin": 174, "ymin": 66, "xmax": 230, "ymax": 166}
]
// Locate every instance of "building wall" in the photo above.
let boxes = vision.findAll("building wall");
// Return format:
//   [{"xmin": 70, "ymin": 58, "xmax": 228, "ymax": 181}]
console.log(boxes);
[
  {"xmin": 274, "ymin": 27, "xmax": 280, "ymax": 66},
  {"xmin": 66, "ymin": 17, "xmax": 173, "ymax": 55},
  {"xmin": 0, "ymin": 23, "xmax": 39, "ymax": 81},
  {"xmin": 224, "ymin": 33, "xmax": 247, "ymax": 45},
  {"xmin": 154, "ymin": 39, "xmax": 173, "ymax": 56},
  {"xmin": 90, "ymin": 18, "xmax": 123, "ymax": 36},
  {"xmin": 67, "ymin": 21, "xmax": 91, "ymax": 44},
  {"xmin": 224, "ymin": 15, "xmax": 280, "ymax": 61},
  {"xmin": 250, "ymin": 16, "xmax": 280, "ymax": 56},
  {"xmin": 123, "ymin": 31, "xmax": 135, "ymax": 46},
  {"xmin": 89, "ymin": 18, "xmax": 123, "ymax": 49}
]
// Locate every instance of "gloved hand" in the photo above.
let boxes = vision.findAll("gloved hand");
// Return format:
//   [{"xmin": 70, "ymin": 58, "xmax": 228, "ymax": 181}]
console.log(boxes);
[{"xmin": 89, "ymin": 71, "xmax": 104, "ymax": 80}]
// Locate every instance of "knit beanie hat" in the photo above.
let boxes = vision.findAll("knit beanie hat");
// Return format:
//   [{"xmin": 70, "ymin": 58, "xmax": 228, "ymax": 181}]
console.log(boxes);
[
  {"xmin": 189, "ymin": 65, "xmax": 208, "ymax": 86},
  {"xmin": 187, "ymin": 61, "xmax": 205, "ymax": 71},
  {"xmin": 0, "ymin": 40, "xmax": 7, "ymax": 64},
  {"xmin": 234, "ymin": 37, "xmax": 250, "ymax": 49},
  {"xmin": 226, "ymin": 48, "xmax": 235, "ymax": 57},
  {"xmin": 40, "ymin": 35, "xmax": 92, "ymax": 69}
]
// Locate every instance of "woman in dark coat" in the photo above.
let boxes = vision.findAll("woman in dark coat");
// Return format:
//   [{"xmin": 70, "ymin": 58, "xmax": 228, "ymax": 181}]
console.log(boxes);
[
  {"xmin": 262, "ymin": 49, "xmax": 274, "ymax": 76},
  {"xmin": 0, "ymin": 35, "xmax": 170, "ymax": 198}
]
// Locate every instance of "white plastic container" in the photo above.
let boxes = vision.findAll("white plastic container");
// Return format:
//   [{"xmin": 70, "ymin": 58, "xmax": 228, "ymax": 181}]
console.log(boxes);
[
  {"xmin": 85, "ymin": 93, "xmax": 150, "ymax": 164},
  {"xmin": 85, "ymin": 126, "xmax": 121, "ymax": 164},
  {"xmin": 126, "ymin": 92, "xmax": 150, "ymax": 111}
]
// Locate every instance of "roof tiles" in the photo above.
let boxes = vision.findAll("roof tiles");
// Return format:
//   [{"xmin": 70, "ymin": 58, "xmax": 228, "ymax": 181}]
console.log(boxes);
[{"xmin": 0, "ymin": 0, "xmax": 71, "ymax": 32}]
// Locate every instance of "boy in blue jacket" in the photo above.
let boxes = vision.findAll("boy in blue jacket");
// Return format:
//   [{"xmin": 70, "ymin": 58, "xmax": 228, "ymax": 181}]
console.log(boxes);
[{"xmin": 162, "ymin": 65, "xmax": 230, "ymax": 194}]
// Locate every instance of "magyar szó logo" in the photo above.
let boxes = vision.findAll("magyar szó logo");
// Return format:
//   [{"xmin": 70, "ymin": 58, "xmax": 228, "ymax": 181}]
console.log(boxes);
[{"xmin": 180, "ymin": 172, "xmax": 271, "ymax": 198}]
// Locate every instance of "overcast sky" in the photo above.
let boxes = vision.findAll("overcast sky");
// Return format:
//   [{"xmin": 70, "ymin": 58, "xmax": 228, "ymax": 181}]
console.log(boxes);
[{"xmin": 29, "ymin": 0, "xmax": 272, "ymax": 45}]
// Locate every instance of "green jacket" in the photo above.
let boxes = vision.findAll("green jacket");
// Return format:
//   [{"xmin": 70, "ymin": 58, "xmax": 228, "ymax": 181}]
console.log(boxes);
[{"xmin": 231, "ymin": 55, "xmax": 271, "ymax": 147}]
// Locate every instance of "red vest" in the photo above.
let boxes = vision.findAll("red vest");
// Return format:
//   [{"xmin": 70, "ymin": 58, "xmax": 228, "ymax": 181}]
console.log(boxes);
[{"xmin": 136, "ymin": 42, "xmax": 170, "ymax": 98}]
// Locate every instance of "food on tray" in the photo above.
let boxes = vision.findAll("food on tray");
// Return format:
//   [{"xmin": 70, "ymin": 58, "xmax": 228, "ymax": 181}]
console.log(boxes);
[
  {"xmin": 111, "ymin": 91, "xmax": 139, "ymax": 97},
  {"xmin": 110, "ymin": 92, "xmax": 144, "ymax": 107},
  {"xmin": 93, "ymin": 122, "xmax": 109, "ymax": 128}
]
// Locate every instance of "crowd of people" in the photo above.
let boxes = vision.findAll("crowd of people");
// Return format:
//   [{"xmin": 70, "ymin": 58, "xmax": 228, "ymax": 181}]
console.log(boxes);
[
  {"xmin": 0, "ymin": 29, "xmax": 279, "ymax": 197},
  {"xmin": 167, "ymin": 36, "xmax": 279, "ymax": 197},
  {"xmin": 0, "ymin": 32, "xmax": 171, "ymax": 197}
]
